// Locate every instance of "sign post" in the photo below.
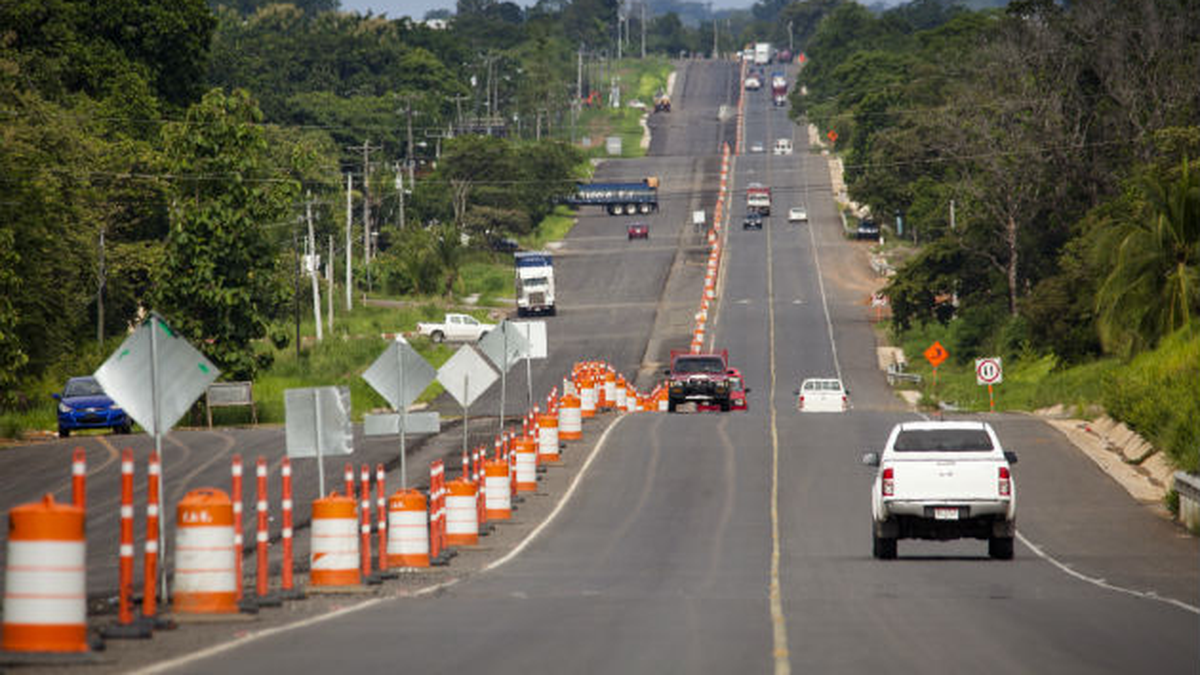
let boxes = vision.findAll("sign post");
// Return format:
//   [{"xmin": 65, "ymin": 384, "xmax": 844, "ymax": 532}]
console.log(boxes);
[
  {"xmin": 478, "ymin": 322, "xmax": 529, "ymax": 435},
  {"xmin": 436, "ymin": 345, "xmax": 499, "ymax": 461},
  {"xmin": 975, "ymin": 357, "xmax": 1003, "ymax": 413}
]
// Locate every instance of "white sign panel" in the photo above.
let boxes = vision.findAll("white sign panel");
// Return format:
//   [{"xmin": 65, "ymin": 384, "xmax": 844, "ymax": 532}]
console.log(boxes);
[
  {"xmin": 362, "ymin": 338, "xmax": 436, "ymax": 410},
  {"xmin": 284, "ymin": 386, "xmax": 354, "ymax": 458},
  {"xmin": 95, "ymin": 313, "xmax": 220, "ymax": 435},
  {"xmin": 510, "ymin": 320, "xmax": 548, "ymax": 360},
  {"xmin": 363, "ymin": 411, "xmax": 440, "ymax": 436},
  {"xmin": 975, "ymin": 357, "xmax": 1003, "ymax": 385},
  {"xmin": 477, "ymin": 321, "xmax": 530, "ymax": 374},
  {"xmin": 436, "ymin": 345, "xmax": 498, "ymax": 407}
]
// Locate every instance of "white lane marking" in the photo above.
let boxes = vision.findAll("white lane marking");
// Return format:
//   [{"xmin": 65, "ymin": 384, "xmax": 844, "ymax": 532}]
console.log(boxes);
[
  {"xmin": 1016, "ymin": 532, "xmax": 1199, "ymax": 615},
  {"xmin": 805, "ymin": 205, "xmax": 843, "ymax": 382},
  {"xmin": 136, "ymin": 417, "xmax": 628, "ymax": 673}
]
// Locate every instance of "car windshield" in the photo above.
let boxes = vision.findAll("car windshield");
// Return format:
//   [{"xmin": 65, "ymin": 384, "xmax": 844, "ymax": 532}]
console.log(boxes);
[
  {"xmin": 64, "ymin": 378, "xmax": 105, "ymax": 397},
  {"xmin": 523, "ymin": 277, "xmax": 549, "ymax": 287},
  {"xmin": 802, "ymin": 379, "xmax": 842, "ymax": 392},
  {"xmin": 674, "ymin": 357, "xmax": 725, "ymax": 374},
  {"xmin": 893, "ymin": 429, "xmax": 994, "ymax": 452}
]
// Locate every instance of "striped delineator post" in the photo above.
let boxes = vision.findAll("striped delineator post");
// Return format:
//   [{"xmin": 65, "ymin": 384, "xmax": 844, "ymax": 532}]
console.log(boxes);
[
  {"xmin": 444, "ymin": 478, "xmax": 479, "ymax": 546},
  {"xmin": 254, "ymin": 457, "xmax": 271, "ymax": 600},
  {"xmin": 359, "ymin": 465, "xmax": 373, "ymax": 578},
  {"xmin": 173, "ymin": 489, "xmax": 238, "ymax": 615},
  {"xmin": 483, "ymin": 459, "xmax": 512, "ymax": 520},
  {"xmin": 230, "ymin": 455, "xmax": 244, "ymax": 600},
  {"xmin": 376, "ymin": 464, "xmax": 388, "ymax": 573},
  {"xmin": 117, "ymin": 450, "xmax": 135, "ymax": 625},
  {"xmin": 71, "ymin": 448, "xmax": 86, "ymax": 510},
  {"xmin": 514, "ymin": 437, "xmax": 538, "ymax": 493},
  {"xmin": 280, "ymin": 458, "xmax": 295, "ymax": 593},
  {"xmin": 559, "ymin": 393, "xmax": 582, "ymax": 440},
  {"xmin": 309, "ymin": 493, "xmax": 361, "ymax": 588},
  {"xmin": 343, "ymin": 463, "xmax": 356, "ymax": 503},
  {"xmin": 143, "ymin": 451, "xmax": 161, "ymax": 619},
  {"xmin": 537, "ymin": 412, "xmax": 560, "ymax": 462},
  {"xmin": 386, "ymin": 490, "xmax": 430, "ymax": 568},
  {"xmin": 429, "ymin": 461, "xmax": 445, "ymax": 561}
]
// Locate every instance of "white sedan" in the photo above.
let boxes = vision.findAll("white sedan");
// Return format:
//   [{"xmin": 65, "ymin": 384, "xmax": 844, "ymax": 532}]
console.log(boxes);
[
  {"xmin": 796, "ymin": 377, "xmax": 849, "ymax": 412},
  {"xmin": 750, "ymin": 141, "xmax": 764, "ymax": 153},
  {"xmin": 788, "ymin": 206, "xmax": 808, "ymax": 223}
]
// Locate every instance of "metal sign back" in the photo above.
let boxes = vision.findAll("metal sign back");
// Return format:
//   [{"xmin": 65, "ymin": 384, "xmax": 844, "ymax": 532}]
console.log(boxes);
[
  {"xmin": 284, "ymin": 386, "xmax": 353, "ymax": 458},
  {"xmin": 509, "ymin": 321, "xmax": 548, "ymax": 360},
  {"xmin": 477, "ymin": 321, "xmax": 529, "ymax": 374},
  {"xmin": 363, "ymin": 338, "xmax": 436, "ymax": 410},
  {"xmin": 436, "ymin": 345, "xmax": 498, "ymax": 407}
]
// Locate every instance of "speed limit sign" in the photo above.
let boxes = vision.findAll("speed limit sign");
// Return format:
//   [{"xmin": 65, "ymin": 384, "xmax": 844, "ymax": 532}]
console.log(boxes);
[{"xmin": 975, "ymin": 357, "xmax": 1003, "ymax": 385}]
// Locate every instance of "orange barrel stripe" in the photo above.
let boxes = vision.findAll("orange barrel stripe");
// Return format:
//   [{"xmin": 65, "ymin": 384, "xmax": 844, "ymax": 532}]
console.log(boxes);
[
  {"xmin": 310, "ymin": 493, "xmax": 361, "ymax": 587},
  {"xmin": 614, "ymin": 377, "xmax": 628, "ymax": 411},
  {"xmin": 3, "ymin": 495, "xmax": 88, "ymax": 653},
  {"xmin": 514, "ymin": 437, "xmax": 538, "ymax": 493},
  {"xmin": 483, "ymin": 459, "xmax": 512, "ymax": 520},
  {"xmin": 579, "ymin": 372, "xmax": 596, "ymax": 418},
  {"xmin": 386, "ymin": 490, "xmax": 430, "ymax": 568},
  {"xmin": 173, "ymin": 488, "xmax": 238, "ymax": 614},
  {"xmin": 537, "ymin": 412, "xmax": 560, "ymax": 461},
  {"xmin": 559, "ymin": 393, "xmax": 583, "ymax": 440},
  {"xmin": 445, "ymin": 479, "xmax": 479, "ymax": 546}
]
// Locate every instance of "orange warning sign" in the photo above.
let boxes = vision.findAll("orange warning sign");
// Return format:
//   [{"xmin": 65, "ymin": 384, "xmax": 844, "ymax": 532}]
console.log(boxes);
[
  {"xmin": 827, "ymin": 130, "xmax": 838, "ymax": 144},
  {"xmin": 923, "ymin": 341, "xmax": 948, "ymax": 369}
]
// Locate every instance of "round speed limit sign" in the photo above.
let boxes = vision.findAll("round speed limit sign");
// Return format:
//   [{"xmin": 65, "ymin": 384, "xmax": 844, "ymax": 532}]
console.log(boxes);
[{"xmin": 975, "ymin": 357, "xmax": 1003, "ymax": 385}]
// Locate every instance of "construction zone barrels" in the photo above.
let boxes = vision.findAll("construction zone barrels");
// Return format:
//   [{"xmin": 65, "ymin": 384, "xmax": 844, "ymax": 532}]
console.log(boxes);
[
  {"xmin": 310, "ymin": 493, "xmax": 360, "ymax": 587},
  {"xmin": 579, "ymin": 371, "xmax": 597, "ymax": 418},
  {"xmin": 2, "ymin": 495, "xmax": 88, "ymax": 653},
  {"xmin": 483, "ymin": 459, "xmax": 512, "ymax": 520},
  {"xmin": 445, "ymin": 478, "xmax": 479, "ymax": 546},
  {"xmin": 386, "ymin": 490, "xmax": 430, "ymax": 569},
  {"xmin": 537, "ymin": 411, "xmax": 560, "ymax": 461},
  {"xmin": 514, "ymin": 437, "xmax": 538, "ymax": 492},
  {"xmin": 559, "ymin": 393, "xmax": 583, "ymax": 440},
  {"xmin": 174, "ymin": 489, "xmax": 238, "ymax": 615}
]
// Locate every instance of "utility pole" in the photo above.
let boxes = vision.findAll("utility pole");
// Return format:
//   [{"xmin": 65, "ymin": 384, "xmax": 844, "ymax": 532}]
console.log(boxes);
[
  {"xmin": 327, "ymin": 234, "xmax": 334, "ymax": 333},
  {"xmin": 345, "ymin": 172, "xmax": 352, "ymax": 310},
  {"xmin": 577, "ymin": 45, "xmax": 584, "ymax": 102},
  {"xmin": 949, "ymin": 199, "xmax": 956, "ymax": 231},
  {"xmin": 447, "ymin": 93, "xmax": 469, "ymax": 136},
  {"xmin": 292, "ymin": 217, "xmax": 301, "ymax": 359},
  {"xmin": 396, "ymin": 94, "xmax": 419, "ymax": 186},
  {"xmin": 306, "ymin": 191, "xmax": 322, "ymax": 342},
  {"xmin": 96, "ymin": 228, "xmax": 106, "ymax": 344},
  {"xmin": 347, "ymin": 139, "xmax": 380, "ymax": 265},
  {"xmin": 788, "ymin": 20, "xmax": 794, "ymax": 52},
  {"xmin": 395, "ymin": 162, "xmax": 406, "ymax": 231},
  {"xmin": 617, "ymin": 7, "xmax": 622, "ymax": 61},
  {"xmin": 641, "ymin": 3, "xmax": 646, "ymax": 59},
  {"xmin": 713, "ymin": 18, "xmax": 718, "ymax": 59}
]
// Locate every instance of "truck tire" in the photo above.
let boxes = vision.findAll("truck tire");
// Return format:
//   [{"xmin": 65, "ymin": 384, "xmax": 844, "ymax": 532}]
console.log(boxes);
[
  {"xmin": 516, "ymin": 307, "xmax": 527, "ymax": 318},
  {"xmin": 58, "ymin": 426, "xmax": 70, "ymax": 439},
  {"xmin": 719, "ymin": 399, "xmax": 731, "ymax": 412},
  {"xmin": 667, "ymin": 400, "xmax": 677, "ymax": 413},
  {"xmin": 988, "ymin": 536, "xmax": 1014, "ymax": 560},
  {"xmin": 548, "ymin": 306, "xmax": 557, "ymax": 317},
  {"xmin": 872, "ymin": 532, "xmax": 897, "ymax": 560},
  {"xmin": 430, "ymin": 330, "xmax": 445, "ymax": 344}
]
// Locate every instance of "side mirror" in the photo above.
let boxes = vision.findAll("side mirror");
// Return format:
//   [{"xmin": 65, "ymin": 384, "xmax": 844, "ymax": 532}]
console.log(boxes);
[
  {"xmin": 861, "ymin": 452, "xmax": 880, "ymax": 467},
  {"xmin": 52, "ymin": 393, "xmax": 62, "ymax": 401},
  {"xmin": 1003, "ymin": 451, "xmax": 1018, "ymax": 465},
  {"xmin": 744, "ymin": 388, "xmax": 752, "ymax": 394},
  {"xmin": 662, "ymin": 369, "xmax": 672, "ymax": 376}
]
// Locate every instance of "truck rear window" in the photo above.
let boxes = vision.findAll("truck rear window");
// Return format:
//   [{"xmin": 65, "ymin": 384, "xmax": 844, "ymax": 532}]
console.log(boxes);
[
  {"xmin": 674, "ymin": 357, "xmax": 725, "ymax": 374},
  {"xmin": 893, "ymin": 429, "xmax": 994, "ymax": 452}
]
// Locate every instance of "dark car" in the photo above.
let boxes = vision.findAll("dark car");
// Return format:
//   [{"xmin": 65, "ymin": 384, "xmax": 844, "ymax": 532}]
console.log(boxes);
[
  {"xmin": 743, "ymin": 212, "xmax": 764, "ymax": 230},
  {"xmin": 627, "ymin": 222, "xmax": 650, "ymax": 240},
  {"xmin": 665, "ymin": 350, "xmax": 733, "ymax": 412},
  {"xmin": 856, "ymin": 219, "xmax": 880, "ymax": 240},
  {"xmin": 53, "ymin": 376, "xmax": 130, "ymax": 437},
  {"xmin": 490, "ymin": 237, "xmax": 520, "ymax": 253}
]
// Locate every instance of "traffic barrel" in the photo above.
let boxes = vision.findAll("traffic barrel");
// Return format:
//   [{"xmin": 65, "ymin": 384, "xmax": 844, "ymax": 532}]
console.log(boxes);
[
  {"xmin": 614, "ymin": 376, "xmax": 628, "ymax": 411},
  {"xmin": 173, "ymin": 489, "xmax": 238, "ymax": 615},
  {"xmin": 2, "ymin": 495, "xmax": 88, "ymax": 653},
  {"xmin": 537, "ymin": 411, "xmax": 560, "ymax": 462},
  {"xmin": 602, "ymin": 370, "xmax": 617, "ymax": 409},
  {"xmin": 309, "ymin": 493, "xmax": 361, "ymax": 588},
  {"xmin": 483, "ymin": 459, "xmax": 511, "ymax": 520},
  {"xmin": 578, "ymin": 372, "xmax": 597, "ymax": 418},
  {"xmin": 559, "ymin": 393, "xmax": 583, "ymax": 440},
  {"xmin": 445, "ymin": 479, "xmax": 479, "ymax": 546},
  {"xmin": 514, "ymin": 437, "xmax": 538, "ymax": 493},
  {"xmin": 386, "ymin": 490, "xmax": 430, "ymax": 569}
]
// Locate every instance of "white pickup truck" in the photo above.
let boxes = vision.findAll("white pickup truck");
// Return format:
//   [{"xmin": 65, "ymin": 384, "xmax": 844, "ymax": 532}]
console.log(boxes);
[
  {"xmin": 862, "ymin": 421, "xmax": 1018, "ymax": 560},
  {"xmin": 416, "ymin": 313, "xmax": 495, "ymax": 343}
]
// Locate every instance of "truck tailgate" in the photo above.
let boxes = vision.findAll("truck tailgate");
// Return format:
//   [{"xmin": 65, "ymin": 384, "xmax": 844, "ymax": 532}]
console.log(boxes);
[{"xmin": 888, "ymin": 457, "xmax": 1000, "ymax": 501}]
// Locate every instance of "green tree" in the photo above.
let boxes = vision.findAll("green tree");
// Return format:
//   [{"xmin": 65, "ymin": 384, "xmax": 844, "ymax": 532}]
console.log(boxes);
[{"xmin": 154, "ymin": 89, "xmax": 301, "ymax": 379}]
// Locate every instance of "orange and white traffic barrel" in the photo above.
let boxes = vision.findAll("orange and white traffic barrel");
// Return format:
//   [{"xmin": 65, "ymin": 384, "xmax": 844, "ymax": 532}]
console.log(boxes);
[
  {"xmin": 656, "ymin": 388, "xmax": 670, "ymax": 412},
  {"xmin": 483, "ymin": 460, "xmax": 512, "ymax": 520},
  {"xmin": 309, "ymin": 493, "xmax": 361, "ymax": 587},
  {"xmin": 602, "ymin": 370, "xmax": 617, "ymax": 409},
  {"xmin": 2, "ymin": 495, "xmax": 88, "ymax": 653},
  {"xmin": 537, "ymin": 412, "xmax": 560, "ymax": 461},
  {"xmin": 579, "ymin": 374, "xmax": 596, "ymax": 418},
  {"xmin": 386, "ymin": 490, "xmax": 430, "ymax": 569},
  {"xmin": 445, "ymin": 478, "xmax": 479, "ymax": 547},
  {"xmin": 560, "ymin": 393, "xmax": 583, "ymax": 440},
  {"xmin": 173, "ymin": 488, "xmax": 238, "ymax": 614},
  {"xmin": 614, "ymin": 376, "xmax": 628, "ymax": 411},
  {"xmin": 514, "ymin": 437, "xmax": 538, "ymax": 493}
]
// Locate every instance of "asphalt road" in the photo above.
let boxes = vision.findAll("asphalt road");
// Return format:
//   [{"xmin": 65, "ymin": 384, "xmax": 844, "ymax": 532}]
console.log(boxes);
[{"xmin": 164, "ymin": 61, "xmax": 1198, "ymax": 674}]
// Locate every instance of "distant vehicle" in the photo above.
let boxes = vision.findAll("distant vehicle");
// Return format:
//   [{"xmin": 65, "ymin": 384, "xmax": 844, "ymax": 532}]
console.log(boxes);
[
  {"xmin": 776, "ymin": 49, "xmax": 793, "ymax": 63},
  {"xmin": 747, "ymin": 183, "xmax": 771, "ymax": 215},
  {"xmin": 728, "ymin": 368, "xmax": 749, "ymax": 411},
  {"xmin": 692, "ymin": 210, "xmax": 706, "ymax": 232},
  {"xmin": 788, "ymin": 206, "xmax": 808, "ymax": 223},
  {"xmin": 773, "ymin": 94, "xmax": 787, "ymax": 107},
  {"xmin": 665, "ymin": 349, "xmax": 734, "ymax": 412},
  {"xmin": 773, "ymin": 138, "xmax": 793, "ymax": 155},
  {"xmin": 743, "ymin": 212, "xmax": 763, "ymax": 230},
  {"xmin": 627, "ymin": 222, "xmax": 649, "ymax": 240},
  {"xmin": 514, "ymin": 251, "xmax": 556, "ymax": 316},
  {"xmin": 744, "ymin": 76, "xmax": 762, "ymax": 91},
  {"xmin": 796, "ymin": 377, "xmax": 849, "ymax": 413},
  {"xmin": 564, "ymin": 178, "xmax": 659, "ymax": 216},
  {"xmin": 856, "ymin": 219, "xmax": 880, "ymax": 240},
  {"xmin": 54, "ymin": 376, "xmax": 131, "ymax": 438},
  {"xmin": 750, "ymin": 141, "xmax": 764, "ymax": 153},
  {"xmin": 754, "ymin": 42, "xmax": 771, "ymax": 65},
  {"xmin": 653, "ymin": 92, "xmax": 671, "ymax": 113},
  {"xmin": 417, "ymin": 313, "xmax": 496, "ymax": 343},
  {"xmin": 862, "ymin": 421, "xmax": 1019, "ymax": 560},
  {"xmin": 489, "ymin": 236, "xmax": 520, "ymax": 253}
]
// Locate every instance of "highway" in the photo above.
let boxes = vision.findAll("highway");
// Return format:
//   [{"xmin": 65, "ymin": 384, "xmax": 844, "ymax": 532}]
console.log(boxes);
[{"xmin": 2, "ymin": 58, "xmax": 1198, "ymax": 673}]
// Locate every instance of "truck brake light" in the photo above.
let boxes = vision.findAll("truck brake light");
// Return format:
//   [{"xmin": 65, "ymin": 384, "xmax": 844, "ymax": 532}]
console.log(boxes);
[
  {"xmin": 998, "ymin": 466, "xmax": 1011, "ymax": 496},
  {"xmin": 797, "ymin": 395, "xmax": 804, "ymax": 410},
  {"xmin": 882, "ymin": 467, "xmax": 894, "ymax": 497}
]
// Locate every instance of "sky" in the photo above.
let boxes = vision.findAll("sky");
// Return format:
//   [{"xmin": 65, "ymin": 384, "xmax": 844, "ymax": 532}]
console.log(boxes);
[{"xmin": 341, "ymin": 0, "xmax": 758, "ymax": 22}]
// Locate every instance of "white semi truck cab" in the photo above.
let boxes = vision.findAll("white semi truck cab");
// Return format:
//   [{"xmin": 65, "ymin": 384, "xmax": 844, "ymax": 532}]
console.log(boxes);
[{"xmin": 515, "ymin": 251, "xmax": 556, "ymax": 317}]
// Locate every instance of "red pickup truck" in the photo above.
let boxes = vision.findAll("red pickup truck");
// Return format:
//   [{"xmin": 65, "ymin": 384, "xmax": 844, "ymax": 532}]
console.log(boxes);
[{"xmin": 665, "ymin": 349, "xmax": 734, "ymax": 412}]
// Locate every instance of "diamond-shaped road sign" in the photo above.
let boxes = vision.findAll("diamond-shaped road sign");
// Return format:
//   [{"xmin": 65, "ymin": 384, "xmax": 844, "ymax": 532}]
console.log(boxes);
[
  {"xmin": 510, "ymin": 320, "xmax": 548, "ymax": 360},
  {"xmin": 94, "ymin": 313, "xmax": 219, "ymax": 436},
  {"xmin": 437, "ymin": 345, "xmax": 497, "ymax": 407},
  {"xmin": 362, "ymin": 338, "xmax": 436, "ymax": 411},
  {"xmin": 477, "ymin": 320, "xmax": 529, "ymax": 374},
  {"xmin": 284, "ymin": 386, "xmax": 354, "ymax": 458}
]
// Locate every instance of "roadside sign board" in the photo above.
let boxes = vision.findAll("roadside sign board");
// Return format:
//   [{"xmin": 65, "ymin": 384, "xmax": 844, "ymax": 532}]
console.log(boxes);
[
  {"xmin": 436, "ymin": 345, "xmax": 498, "ymax": 408},
  {"xmin": 94, "ymin": 313, "xmax": 219, "ymax": 435},
  {"xmin": 478, "ymin": 321, "xmax": 530, "ymax": 374},
  {"xmin": 364, "ymin": 411, "xmax": 440, "ymax": 436},
  {"xmin": 284, "ymin": 386, "xmax": 353, "ymax": 458},
  {"xmin": 975, "ymin": 357, "xmax": 1003, "ymax": 385},
  {"xmin": 362, "ymin": 338, "xmax": 436, "ymax": 410},
  {"xmin": 510, "ymin": 320, "xmax": 548, "ymax": 360},
  {"xmin": 923, "ymin": 341, "xmax": 948, "ymax": 369}
]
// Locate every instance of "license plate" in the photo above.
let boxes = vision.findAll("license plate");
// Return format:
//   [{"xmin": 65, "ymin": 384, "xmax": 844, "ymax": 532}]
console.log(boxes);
[{"xmin": 934, "ymin": 507, "xmax": 959, "ymax": 520}]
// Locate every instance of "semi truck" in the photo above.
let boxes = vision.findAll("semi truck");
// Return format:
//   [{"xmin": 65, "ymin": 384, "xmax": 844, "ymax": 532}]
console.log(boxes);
[
  {"xmin": 514, "ymin": 251, "xmax": 556, "ymax": 316},
  {"xmin": 754, "ymin": 42, "xmax": 771, "ymax": 65},
  {"xmin": 564, "ymin": 177, "xmax": 659, "ymax": 216},
  {"xmin": 771, "ymin": 72, "xmax": 787, "ymax": 106},
  {"xmin": 747, "ymin": 182, "xmax": 771, "ymax": 215}
]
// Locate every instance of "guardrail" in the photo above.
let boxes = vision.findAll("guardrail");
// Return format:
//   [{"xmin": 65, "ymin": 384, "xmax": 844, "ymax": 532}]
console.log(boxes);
[
  {"xmin": 1174, "ymin": 472, "xmax": 1200, "ymax": 532},
  {"xmin": 885, "ymin": 362, "xmax": 922, "ymax": 386}
]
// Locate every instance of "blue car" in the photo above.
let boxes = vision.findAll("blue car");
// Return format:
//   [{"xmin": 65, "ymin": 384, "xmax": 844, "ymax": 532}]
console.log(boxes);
[{"xmin": 53, "ymin": 376, "xmax": 131, "ymax": 437}]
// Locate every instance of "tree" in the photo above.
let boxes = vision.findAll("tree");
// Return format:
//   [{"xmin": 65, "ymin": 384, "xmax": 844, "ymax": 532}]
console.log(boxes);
[{"xmin": 154, "ymin": 89, "xmax": 301, "ymax": 379}]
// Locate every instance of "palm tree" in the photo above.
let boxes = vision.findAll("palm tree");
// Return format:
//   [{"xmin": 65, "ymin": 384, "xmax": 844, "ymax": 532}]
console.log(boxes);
[{"xmin": 1095, "ymin": 157, "xmax": 1200, "ymax": 357}]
